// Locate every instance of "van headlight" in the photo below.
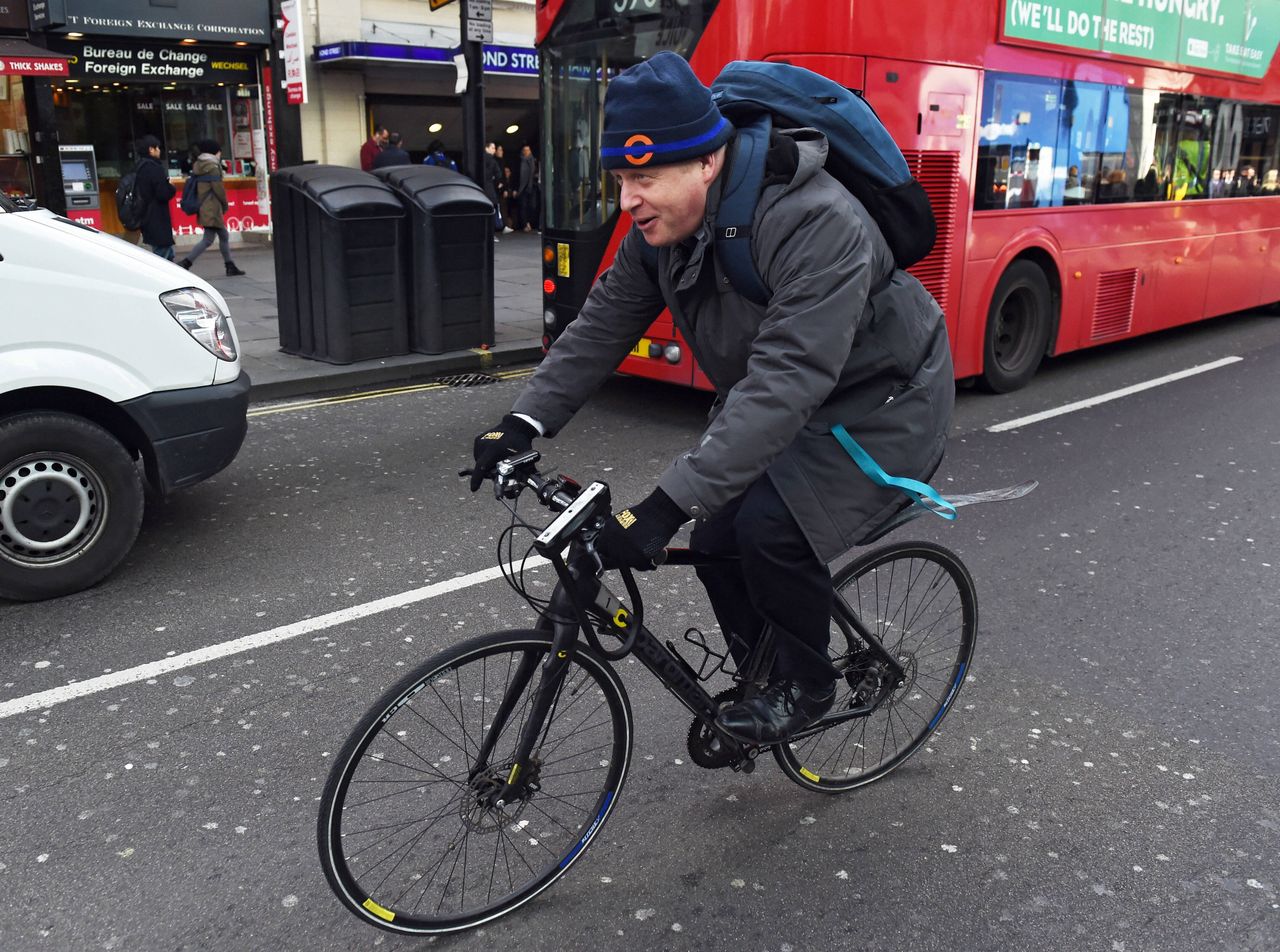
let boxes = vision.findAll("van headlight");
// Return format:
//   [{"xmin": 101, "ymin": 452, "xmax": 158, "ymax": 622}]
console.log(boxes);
[{"xmin": 161, "ymin": 288, "xmax": 237, "ymax": 361}]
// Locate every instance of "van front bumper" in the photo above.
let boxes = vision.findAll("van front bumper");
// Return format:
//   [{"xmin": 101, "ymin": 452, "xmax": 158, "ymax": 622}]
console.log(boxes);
[{"xmin": 121, "ymin": 371, "xmax": 251, "ymax": 493}]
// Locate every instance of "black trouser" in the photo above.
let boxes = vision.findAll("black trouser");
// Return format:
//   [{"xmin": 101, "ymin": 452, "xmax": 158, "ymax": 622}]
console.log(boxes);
[{"xmin": 689, "ymin": 475, "xmax": 835, "ymax": 686}]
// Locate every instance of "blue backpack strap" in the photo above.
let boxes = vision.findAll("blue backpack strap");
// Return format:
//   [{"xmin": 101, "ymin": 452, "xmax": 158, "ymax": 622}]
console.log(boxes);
[
  {"xmin": 713, "ymin": 114, "xmax": 771, "ymax": 307},
  {"xmin": 830, "ymin": 423, "xmax": 956, "ymax": 520}
]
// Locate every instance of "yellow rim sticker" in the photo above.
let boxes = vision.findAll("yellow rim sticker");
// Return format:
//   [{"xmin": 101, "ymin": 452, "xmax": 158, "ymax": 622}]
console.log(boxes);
[
  {"xmin": 629, "ymin": 337, "xmax": 652, "ymax": 359},
  {"xmin": 613, "ymin": 608, "xmax": 629, "ymax": 628},
  {"xmin": 363, "ymin": 898, "xmax": 395, "ymax": 922},
  {"xmin": 799, "ymin": 767, "xmax": 821, "ymax": 783},
  {"xmin": 508, "ymin": 763, "xmax": 521, "ymax": 785}
]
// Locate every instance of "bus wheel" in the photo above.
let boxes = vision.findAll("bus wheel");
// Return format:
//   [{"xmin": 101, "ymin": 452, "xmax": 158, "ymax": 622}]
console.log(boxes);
[{"xmin": 981, "ymin": 260, "xmax": 1053, "ymax": 393}]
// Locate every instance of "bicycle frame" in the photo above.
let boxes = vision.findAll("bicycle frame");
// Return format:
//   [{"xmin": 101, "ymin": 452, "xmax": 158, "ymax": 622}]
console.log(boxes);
[{"xmin": 476, "ymin": 542, "xmax": 908, "ymax": 804}]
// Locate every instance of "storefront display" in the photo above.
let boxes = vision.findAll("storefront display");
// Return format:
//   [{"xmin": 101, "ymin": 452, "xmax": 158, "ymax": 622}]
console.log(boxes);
[{"xmin": 46, "ymin": 36, "xmax": 267, "ymax": 234}]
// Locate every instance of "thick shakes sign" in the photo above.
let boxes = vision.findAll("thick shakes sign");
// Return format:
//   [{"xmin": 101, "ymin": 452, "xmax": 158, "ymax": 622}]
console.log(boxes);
[{"xmin": 1002, "ymin": 0, "xmax": 1280, "ymax": 78}]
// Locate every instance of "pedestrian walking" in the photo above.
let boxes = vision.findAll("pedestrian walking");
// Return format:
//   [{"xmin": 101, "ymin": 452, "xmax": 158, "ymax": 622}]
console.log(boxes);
[
  {"xmin": 482, "ymin": 141, "xmax": 511, "ymax": 239},
  {"xmin": 515, "ymin": 145, "xmax": 538, "ymax": 231},
  {"xmin": 132, "ymin": 134, "xmax": 176, "ymax": 260},
  {"xmin": 179, "ymin": 140, "xmax": 246, "ymax": 276}
]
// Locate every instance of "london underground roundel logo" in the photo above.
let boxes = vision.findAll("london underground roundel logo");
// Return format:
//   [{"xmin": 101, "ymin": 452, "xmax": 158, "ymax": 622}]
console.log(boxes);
[{"xmin": 625, "ymin": 134, "xmax": 654, "ymax": 166}]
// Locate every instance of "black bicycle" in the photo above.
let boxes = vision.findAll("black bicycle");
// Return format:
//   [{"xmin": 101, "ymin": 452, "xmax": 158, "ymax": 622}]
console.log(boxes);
[{"xmin": 318, "ymin": 451, "xmax": 1033, "ymax": 934}]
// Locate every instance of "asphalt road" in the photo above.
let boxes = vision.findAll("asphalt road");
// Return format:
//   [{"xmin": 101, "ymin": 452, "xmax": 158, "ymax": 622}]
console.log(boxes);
[{"xmin": 2, "ymin": 309, "xmax": 1279, "ymax": 952}]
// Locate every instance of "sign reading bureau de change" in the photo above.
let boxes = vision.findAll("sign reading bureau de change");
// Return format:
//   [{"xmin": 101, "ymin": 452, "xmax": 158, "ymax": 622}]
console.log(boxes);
[{"xmin": 1002, "ymin": 0, "xmax": 1280, "ymax": 79}]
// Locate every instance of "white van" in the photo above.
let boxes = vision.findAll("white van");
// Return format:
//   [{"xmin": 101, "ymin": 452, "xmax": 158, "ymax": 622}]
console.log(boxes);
[{"xmin": 0, "ymin": 194, "xmax": 249, "ymax": 601}]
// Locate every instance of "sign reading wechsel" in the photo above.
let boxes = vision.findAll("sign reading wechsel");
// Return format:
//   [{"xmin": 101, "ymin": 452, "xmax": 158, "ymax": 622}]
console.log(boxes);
[
  {"xmin": 1002, "ymin": 0, "xmax": 1280, "ymax": 79},
  {"xmin": 48, "ymin": 38, "xmax": 256, "ymax": 83}
]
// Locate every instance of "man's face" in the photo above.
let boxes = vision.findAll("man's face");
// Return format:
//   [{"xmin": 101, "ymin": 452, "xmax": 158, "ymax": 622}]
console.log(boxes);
[
  {"xmin": 485, "ymin": 143, "xmax": 496, "ymax": 155},
  {"xmin": 148, "ymin": 145, "xmax": 162, "ymax": 159},
  {"xmin": 612, "ymin": 153, "xmax": 720, "ymax": 247},
  {"xmin": 376, "ymin": 130, "xmax": 388, "ymax": 145}
]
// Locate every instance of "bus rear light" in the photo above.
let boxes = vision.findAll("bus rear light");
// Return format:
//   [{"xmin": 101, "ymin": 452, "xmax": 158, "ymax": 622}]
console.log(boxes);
[
  {"xmin": 543, "ymin": 244, "xmax": 556, "ymax": 265},
  {"xmin": 664, "ymin": 344, "xmax": 682, "ymax": 364},
  {"xmin": 543, "ymin": 308, "xmax": 556, "ymax": 328},
  {"xmin": 543, "ymin": 278, "xmax": 556, "ymax": 296},
  {"xmin": 542, "ymin": 334, "xmax": 552, "ymax": 349}
]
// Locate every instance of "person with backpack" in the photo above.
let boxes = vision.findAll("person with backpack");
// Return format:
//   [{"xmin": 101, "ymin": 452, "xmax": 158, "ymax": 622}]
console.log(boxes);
[
  {"xmin": 179, "ymin": 140, "xmax": 245, "ymax": 276},
  {"xmin": 125, "ymin": 134, "xmax": 176, "ymax": 260},
  {"xmin": 467, "ymin": 52, "xmax": 953, "ymax": 744},
  {"xmin": 422, "ymin": 139, "xmax": 458, "ymax": 172}
]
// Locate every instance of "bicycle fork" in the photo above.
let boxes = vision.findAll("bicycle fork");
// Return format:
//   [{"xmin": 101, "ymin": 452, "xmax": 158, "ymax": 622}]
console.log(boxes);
[{"xmin": 474, "ymin": 556, "xmax": 595, "ymax": 807}]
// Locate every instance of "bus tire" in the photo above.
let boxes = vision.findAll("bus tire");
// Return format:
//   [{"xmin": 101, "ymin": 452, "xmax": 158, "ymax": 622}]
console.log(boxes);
[
  {"xmin": 0, "ymin": 413, "xmax": 144, "ymax": 602},
  {"xmin": 981, "ymin": 260, "xmax": 1054, "ymax": 393}
]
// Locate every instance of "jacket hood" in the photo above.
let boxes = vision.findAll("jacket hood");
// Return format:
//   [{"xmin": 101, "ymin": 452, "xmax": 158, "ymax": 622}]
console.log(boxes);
[{"xmin": 192, "ymin": 155, "xmax": 221, "ymax": 175}]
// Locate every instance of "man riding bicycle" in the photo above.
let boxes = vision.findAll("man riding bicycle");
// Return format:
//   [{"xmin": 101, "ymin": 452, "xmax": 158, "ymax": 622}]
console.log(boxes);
[{"xmin": 470, "ymin": 52, "xmax": 953, "ymax": 745}]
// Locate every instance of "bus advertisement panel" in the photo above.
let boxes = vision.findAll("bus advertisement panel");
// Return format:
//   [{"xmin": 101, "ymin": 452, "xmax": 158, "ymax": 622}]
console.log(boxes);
[{"xmin": 535, "ymin": 0, "xmax": 1280, "ymax": 392}]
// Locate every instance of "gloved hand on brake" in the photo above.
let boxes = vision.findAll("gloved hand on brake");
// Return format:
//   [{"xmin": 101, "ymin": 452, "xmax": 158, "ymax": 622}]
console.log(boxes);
[{"xmin": 469, "ymin": 414, "xmax": 538, "ymax": 491}]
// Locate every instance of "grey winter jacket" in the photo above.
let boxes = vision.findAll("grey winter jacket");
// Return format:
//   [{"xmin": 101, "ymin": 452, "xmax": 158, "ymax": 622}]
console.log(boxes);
[{"xmin": 513, "ymin": 130, "xmax": 953, "ymax": 562}]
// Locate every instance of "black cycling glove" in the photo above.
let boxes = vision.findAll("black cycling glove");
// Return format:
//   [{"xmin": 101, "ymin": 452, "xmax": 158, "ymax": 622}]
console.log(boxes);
[
  {"xmin": 470, "ymin": 414, "xmax": 538, "ymax": 491},
  {"xmin": 595, "ymin": 487, "xmax": 687, "ymax": 570}
]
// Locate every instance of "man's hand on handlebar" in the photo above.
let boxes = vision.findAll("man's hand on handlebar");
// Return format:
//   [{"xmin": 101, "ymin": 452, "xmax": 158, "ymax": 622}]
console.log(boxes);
[
  {"xmin": 594, "ymin": 487, "xmax": 687, "ymax": 571},
  {"xmin": 469, "ymin": 414, "xmax": 538, "ymax": 492}
]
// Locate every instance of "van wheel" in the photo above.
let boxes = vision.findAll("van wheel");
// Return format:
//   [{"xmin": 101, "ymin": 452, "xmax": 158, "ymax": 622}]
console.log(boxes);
[
  {"xmin": 0, "ymin": 413, "xmax": 144, "ymax": 602},
  {"xmin": 981, "ymin": 260, "xmax": 1054, "ymax": 393}
]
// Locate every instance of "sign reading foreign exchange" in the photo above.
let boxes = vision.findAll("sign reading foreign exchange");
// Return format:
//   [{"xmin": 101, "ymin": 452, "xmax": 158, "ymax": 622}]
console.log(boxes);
[
  {"xmin": 47, "ymin": 38, "xmax": 256, "ymax": 84},
  {"xmin": 1002, "ymin": 0, "xmax": 1280, "ymax": 79}
]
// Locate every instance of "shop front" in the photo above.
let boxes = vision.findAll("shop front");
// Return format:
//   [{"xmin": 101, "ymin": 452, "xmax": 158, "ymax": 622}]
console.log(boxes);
[
  {"xmin": 31, "ymin": 0, "xmax": 271, "ymax": 237},
  {"xmin": 315, "ymin": 41, "xmax": 541, "ymax": 171}
]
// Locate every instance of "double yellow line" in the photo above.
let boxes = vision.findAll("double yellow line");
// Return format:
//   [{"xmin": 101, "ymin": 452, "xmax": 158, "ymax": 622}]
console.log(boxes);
[{"xmin": 248, "ymin": 367, "xmax": 535, "ymax": 418}]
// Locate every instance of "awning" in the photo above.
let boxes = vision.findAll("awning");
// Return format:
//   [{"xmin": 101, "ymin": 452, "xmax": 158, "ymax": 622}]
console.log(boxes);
[{"xmin": 0, "ymin": 39, "xmax": 71, "ymax": 77}]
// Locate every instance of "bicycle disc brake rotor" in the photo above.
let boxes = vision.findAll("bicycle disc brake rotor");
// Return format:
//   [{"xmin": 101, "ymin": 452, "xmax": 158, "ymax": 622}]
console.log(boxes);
[
  {"xmin": 687, "ymin": 688, "xmax": 746, "ymax": 769},
  {"xmin": 461, "ymin": 758, "xmax": 541, "ymax": 833}
]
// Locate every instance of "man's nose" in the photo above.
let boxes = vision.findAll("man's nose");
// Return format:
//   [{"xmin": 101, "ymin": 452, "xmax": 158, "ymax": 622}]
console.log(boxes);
[{"xmin": 619, "ymin": 182, "xmax": 641, "ymax": 213}]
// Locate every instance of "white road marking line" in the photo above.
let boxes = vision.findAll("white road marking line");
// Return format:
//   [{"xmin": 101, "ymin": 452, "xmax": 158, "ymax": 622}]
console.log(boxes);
[
  {"xmin": 987, "ymin": 356, "xmax": 1243, "ymax": 433},
  {"xmin": 0, "ymin": 557, "xmax": 550, "ymax": 720}
]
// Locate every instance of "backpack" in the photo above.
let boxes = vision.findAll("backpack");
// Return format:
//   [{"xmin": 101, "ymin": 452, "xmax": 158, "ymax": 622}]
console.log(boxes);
[
  {"xmin": 115, "ymin": 171, "xmax": 146, "ymax": 231},
  {"xmin": 708, "ymin": 60, "xmax": 937, "ymax": 305},
  {"xmin": 179, "ymin": 174, "xmax": 211, "ymax": 216},
  {"xmin": 424, "ymin": 151, "xmax": 458, "ymax": 172}
]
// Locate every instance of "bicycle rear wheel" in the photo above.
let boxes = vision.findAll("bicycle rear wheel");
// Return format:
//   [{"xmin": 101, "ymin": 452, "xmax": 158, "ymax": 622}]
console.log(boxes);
[
  {"xmin": 775, "ymin": 541, "xmax": 977, "ymax": 793},
  {"xmin": 318, "ymin": 629, "xmax": 632, "ymax": 934}
]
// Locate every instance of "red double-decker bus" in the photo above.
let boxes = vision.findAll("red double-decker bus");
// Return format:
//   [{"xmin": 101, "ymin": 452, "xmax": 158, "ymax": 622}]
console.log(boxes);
[{"xmin": 535, "ymin": 0, "xmax": 1280, "ymax": 391}]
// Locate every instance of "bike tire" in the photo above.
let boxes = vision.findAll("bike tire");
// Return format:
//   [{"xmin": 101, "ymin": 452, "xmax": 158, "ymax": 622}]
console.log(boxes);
[
  {"xmin": 318, "ymin": 629, "xmax": 633, "ymax": 934},
  {"xmin": 774, "ymin": 541, "xmax": 977, "ymax": 793}
]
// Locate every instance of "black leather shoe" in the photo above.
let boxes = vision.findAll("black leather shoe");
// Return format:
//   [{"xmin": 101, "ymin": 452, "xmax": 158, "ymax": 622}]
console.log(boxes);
[{"xmin": 715, "ymin": 679, "xmax": 836, "ymax": 745}]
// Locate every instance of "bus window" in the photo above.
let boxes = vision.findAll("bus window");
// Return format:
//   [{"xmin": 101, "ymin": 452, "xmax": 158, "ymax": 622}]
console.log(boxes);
[{"xmin": 976, "ymin": 74, "xmax": 1063, "ymax": 210}]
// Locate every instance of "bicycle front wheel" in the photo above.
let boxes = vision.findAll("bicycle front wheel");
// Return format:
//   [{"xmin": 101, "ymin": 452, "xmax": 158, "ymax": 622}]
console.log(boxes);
[
  {"xmin": 775, "ymin": 541, "xmax": 977, "ymax": 793},
  {"xmin": 318, "ymin": 629, "xmax": 632, "ymax": 934}
]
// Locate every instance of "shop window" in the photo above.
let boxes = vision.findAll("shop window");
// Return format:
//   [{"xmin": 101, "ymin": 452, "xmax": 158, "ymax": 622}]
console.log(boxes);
[{"xmin": 0, "ymin": 75, "xmax": 34, "ymax": 199}]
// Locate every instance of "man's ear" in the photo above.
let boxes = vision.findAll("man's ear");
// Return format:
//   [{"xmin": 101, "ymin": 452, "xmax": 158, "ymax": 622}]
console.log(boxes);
[{"xmin": 699, "ymin": 145, "xmax": 728, "ymax": 185}]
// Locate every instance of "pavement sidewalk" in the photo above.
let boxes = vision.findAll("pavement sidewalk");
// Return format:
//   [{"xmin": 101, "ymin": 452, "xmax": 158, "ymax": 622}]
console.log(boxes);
[{"xmin": 192, "ymin": 231, "xmax": 547, "ymax": 403}]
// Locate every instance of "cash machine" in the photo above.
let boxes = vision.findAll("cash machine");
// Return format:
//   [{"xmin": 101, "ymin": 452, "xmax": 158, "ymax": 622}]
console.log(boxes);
[{"xmin": 59, "ymin": 144, "xmax": 100, "ymax": 226}]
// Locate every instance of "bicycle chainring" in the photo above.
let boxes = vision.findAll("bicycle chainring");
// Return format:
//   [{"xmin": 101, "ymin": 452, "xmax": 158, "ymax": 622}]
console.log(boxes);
[{"xmin": 686, "ymin": 688, "xmax": 747, "ymax": 769}]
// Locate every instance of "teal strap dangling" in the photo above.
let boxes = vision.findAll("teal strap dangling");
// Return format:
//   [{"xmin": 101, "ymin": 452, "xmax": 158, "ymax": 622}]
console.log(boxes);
[{"xmin": 830, "ymin": 424, "xmax": 956, "ymax": 521}]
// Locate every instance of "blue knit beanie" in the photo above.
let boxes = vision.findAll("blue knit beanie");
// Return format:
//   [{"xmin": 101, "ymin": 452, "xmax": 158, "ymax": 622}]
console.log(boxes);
[{"xmin": 600, "ymin": 51, "xmax": 733, "ymax": 171}]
